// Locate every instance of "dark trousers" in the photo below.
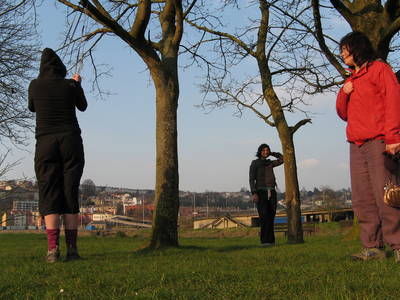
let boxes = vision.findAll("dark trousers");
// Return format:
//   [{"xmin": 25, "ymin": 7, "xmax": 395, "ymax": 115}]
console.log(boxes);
[
  {"xmin": 350, "ymin": 140, "xmax": 400, "ymax": 250},
  {"xmin": 35, "ymin": 132, "xmax": 84, "ymax": 216},
  {"xmin": 257, "ymin": 189, "xmax": 277, "ymax": 244}
]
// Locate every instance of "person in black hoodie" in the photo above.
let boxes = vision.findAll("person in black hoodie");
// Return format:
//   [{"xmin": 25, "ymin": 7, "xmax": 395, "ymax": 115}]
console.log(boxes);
[
  {"xmin": 249, "ymin": 144, "xmax": 283, "ymax": 245},
  {"xmin": 28, "ymin": 48, "xmax": 87, "ymax": 262}
]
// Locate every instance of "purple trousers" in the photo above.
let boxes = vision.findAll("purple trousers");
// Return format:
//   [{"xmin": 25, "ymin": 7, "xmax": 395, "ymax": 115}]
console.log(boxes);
[{"xmin": 350, "ymin": 140, "xmax": 400, "ymax": 250}]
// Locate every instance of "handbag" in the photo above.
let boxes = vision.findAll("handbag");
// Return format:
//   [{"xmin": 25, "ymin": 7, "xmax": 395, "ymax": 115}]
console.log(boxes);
[
  {"xmin": 383, "ymin": 152, "xmax": 400, "ymax": 208},
  {"xmin": 384, "ymin": 181, "xmax": 400, "ymax": 208}
]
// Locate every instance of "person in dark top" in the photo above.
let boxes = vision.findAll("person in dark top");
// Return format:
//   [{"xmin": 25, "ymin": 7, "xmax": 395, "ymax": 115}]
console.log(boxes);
[
  {"xmin": 28, "ymin": 48, "xmax": 87, "ymax": 262},
  {"xmin": 249, "ymin": 144, "xmax": 283, "ymax": 245}
]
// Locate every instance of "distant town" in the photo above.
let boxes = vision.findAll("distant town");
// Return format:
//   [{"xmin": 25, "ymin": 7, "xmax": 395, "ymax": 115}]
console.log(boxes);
[{"xmin": 1, "ymin": 179, "xmax": 353, "ymax": 231}]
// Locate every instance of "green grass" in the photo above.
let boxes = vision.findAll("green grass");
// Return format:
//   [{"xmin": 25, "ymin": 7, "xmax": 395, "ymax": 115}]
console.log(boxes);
[{"xmin": 0, "ymin": 229, "xmax": 399, "ymax": 299}]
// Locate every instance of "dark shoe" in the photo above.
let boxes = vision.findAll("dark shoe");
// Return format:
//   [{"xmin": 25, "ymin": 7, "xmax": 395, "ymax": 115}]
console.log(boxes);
[
  {"xmin": 46, "ymin": 247, "xmax": 60, "ymax": 263},
  {"xmin": 394, "ymin": 249, "xmax": 400, "ymax": 263},
  {"xmin": 65, "ymin": 247, "xmax": 82, "ymax": 262},
  {"xmin": 351, "ymin": 248, "xmax": 386, "ymax": 261}
]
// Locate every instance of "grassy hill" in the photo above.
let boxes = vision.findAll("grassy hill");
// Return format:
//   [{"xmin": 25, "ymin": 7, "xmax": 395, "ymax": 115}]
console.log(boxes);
[{"xmin": 0, "ymin": 225, "xmax": 399, "ymax": 299}]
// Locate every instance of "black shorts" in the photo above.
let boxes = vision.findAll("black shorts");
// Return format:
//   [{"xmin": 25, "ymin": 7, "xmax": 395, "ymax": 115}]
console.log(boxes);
[{"xmin": 35, "ymin": 132, "xmax": 84, "ymax": 216}]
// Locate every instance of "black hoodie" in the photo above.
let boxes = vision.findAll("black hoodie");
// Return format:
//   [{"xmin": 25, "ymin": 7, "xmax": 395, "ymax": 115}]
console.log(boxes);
[{"xmin": 28, "ymin": 48, "xmax": 87, "ymax": 138}]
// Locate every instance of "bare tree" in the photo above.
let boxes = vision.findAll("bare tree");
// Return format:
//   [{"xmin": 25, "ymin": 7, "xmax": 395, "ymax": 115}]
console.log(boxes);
[
  {"xmin": 184, "ymin": 0, "xmax": 342, "ymax": 243},
  {"xmin": 0, "ymin": 151, "xmax": 20, "ymax": 216},
  {"xmin": 0, "ymin": 0, "xmax": 40, "ymax": 209},
  {"xmin": 56, "ymin": 0, "xmax": 197, "ymax": 248},
  {"xmin": 0, "ymin": 0, "xmax": 39, "ymax": 147}
]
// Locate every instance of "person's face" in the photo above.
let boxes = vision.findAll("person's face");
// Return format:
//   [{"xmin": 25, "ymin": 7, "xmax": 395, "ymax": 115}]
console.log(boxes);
[
  {"xmin": 260, "ymin": 147, "xmax": 270, "ymax": 159},
  {"xmin": 340, "ymin": 46, "xmax": 356, "ymax": 67}
]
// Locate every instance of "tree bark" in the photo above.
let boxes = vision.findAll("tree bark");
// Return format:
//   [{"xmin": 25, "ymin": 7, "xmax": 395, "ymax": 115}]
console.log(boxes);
[
  {"xmin": 149, "ymin": 64, "xmax": 180, "ymax": 248},
  {"xmin": 281, "ymin": 135, "xmax": 303, "ymax": 243}
]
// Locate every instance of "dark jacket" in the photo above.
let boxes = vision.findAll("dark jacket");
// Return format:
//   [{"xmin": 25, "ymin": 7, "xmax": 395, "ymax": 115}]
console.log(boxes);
[
  {"xmin": 249, "ymin": 153, "xmax": 283, "ymax": 194},
  {"xmin": 28, "ymin": 48, "xmax": 87, "ymax": 138}
]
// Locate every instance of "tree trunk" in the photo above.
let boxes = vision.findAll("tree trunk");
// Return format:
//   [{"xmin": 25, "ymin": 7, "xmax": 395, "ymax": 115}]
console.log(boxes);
[
  {"xmin": 262, "ymin": 74, "xmax": 304, "ymax": 243},
  {"xmin": 281, "ymin": 135, "xmax": 304, "ymax": 243},
  {"xmin": 350, "ymin": 18, "xmax": 391, "ymax": 60},
  {"xmin": 148, "ymin": 65, "xmax": 180, "ymax": 248}
]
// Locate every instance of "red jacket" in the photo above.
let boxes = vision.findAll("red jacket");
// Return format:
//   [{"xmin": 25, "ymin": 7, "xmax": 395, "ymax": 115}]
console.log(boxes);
[{"xmin": 336, "ymin": 61, "xmax": 400, "ymax": 145}]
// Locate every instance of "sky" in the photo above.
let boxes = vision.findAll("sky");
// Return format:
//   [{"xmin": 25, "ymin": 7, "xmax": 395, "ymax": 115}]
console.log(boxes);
[{"xmin": 4, "ymin": 2, "xmax": 354, "ymax": 192}]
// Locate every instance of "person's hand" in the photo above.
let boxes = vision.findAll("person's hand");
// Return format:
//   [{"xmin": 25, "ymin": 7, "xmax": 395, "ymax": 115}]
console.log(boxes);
[
  {"xmin": 343, "ymin": 81, "xmax": 353, "ymax": 94},
  {"xmin": 270, "ymin": 152, "xmax": 280, "ymax": 157},
  {"xmin": 386, "ymin": 143, "xmax": 400, "ymax": 155},
  {"xmin": 252, "ymin": 193, "xmax": 259, "ymax": 203},
  {"xmin": 72, "ymin": 73, "xmax": 82, "ymax": 83}
]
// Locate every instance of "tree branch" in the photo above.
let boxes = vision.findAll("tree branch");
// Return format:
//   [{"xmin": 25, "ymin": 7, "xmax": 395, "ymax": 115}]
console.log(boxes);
[
  {"xmin": 73, "ymin": 0, "xmax": 136, "ymax": 46},
  {"xmin": 290, "ymin": 118, "xmax": 312, "ymax": 134},
  {"xmin": 382, "ymin": 17, "xmax": 400, "ymax": 46},
  {"xmin": 329, "ymin": 0, "xmax": 353, "ymax": 21},
  {"xmin": 313, "ymin": 0, "xmax": 347, "ymax": 77},
  {"xmin": 91, "ymin": 0, "xmax": 113, "ymax": 20},
  {"xmin": 129, "ymin": 0, "xmax": 151, "ymax": 40},
  {"xmin": 186, "ymin": 19, "xmax": 255, "ymax": 56},
  {"xmin": 84, "ymin": 27, "xmax": 113, "ymax": 40},
  {"xmin": 183, "ymin": 0, "xmax": 197, "ymax": 19},
  {"xmin": 0, "ymin": 0, "xmax": 28, "ymax": 17},
  {"xmin": 256, "ymin": 0, "xmax": 269, "ymax": 59},
  {"xmin": 172, "ymin": 0, "xmax": 184, "ymax": 48}
]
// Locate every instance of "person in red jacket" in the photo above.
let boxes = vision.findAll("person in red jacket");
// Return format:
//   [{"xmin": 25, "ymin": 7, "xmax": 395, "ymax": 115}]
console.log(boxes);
[{"xmin": 336, "ymin": 32, "xmax": 400, "ymax": 262}]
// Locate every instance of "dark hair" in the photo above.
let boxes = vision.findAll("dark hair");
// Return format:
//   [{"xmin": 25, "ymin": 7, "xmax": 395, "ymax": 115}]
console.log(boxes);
[
  {"xmin": 256, "ymin": 143, "xmax": 270, "ymax": 158},
  {"xmin": 396, "ymin": 70, "xmax": 400, "ymax": 84},
  {"xmin": 339, "ymin": 31, "xmax": 376, "ymax": 66}
]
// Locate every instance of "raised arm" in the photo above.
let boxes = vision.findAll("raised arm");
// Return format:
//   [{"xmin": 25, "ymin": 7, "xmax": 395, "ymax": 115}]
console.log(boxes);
[
  {"xmin": 71, "ymin": 75, "xmax": 87, "ymax": 112},
  {"xmin": 270, "ymin": 152, "xmax": 284, "ymax": 167},
  {"xmin": 74, "ymin": 83, "xmax": 88, "ymax": 112}
]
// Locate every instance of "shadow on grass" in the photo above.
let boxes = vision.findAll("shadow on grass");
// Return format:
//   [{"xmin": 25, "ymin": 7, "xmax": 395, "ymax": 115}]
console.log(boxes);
[
  {"xmin": 132, "ymin": 244, "xmax": 208, "ymax": 256},
  {"xmin": 213, "ymin": 244, "xmax": 275, "ymax": 252},
  {"xmin": 176, "ymin": 244, "xmax": 264, "ymax": 252},
  {"xmin": 132, "ymin": 242, "xmax": 267, "ymax": 256}
]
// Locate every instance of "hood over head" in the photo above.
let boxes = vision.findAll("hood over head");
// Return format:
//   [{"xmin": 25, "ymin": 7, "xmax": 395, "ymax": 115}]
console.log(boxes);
[{"xmin": 38, "ymin": 48, "xmax": 67, "ymax": 78}]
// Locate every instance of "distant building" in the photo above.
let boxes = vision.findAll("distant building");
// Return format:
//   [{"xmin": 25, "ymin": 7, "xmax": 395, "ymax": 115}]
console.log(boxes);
[
  {"xmin": 0, "ymin": 180, "xmax": 35, "ymax": 190},
  {"xmin": 1, "ymin": 211, "xmax": 39, "ymax": 228},
  {"xmin": 13, "ymin": 200, "xmax": 38, "ymax": 211},
  {"xmin": 92, "ymin": 213, "xmax": 114, "ymax": 221},
  {"xmin": 0, "ymin": 184, "xmax": 13, "ymax": 191},
  {"xmin": 123, "ymin": 197, "xmax": 138, "ymax": 214}
]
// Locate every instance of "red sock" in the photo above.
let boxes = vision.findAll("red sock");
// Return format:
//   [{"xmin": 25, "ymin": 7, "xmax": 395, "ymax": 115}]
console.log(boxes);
[
  {"xmin": 65, "ymin": 229, "xmax": 78, "ymax": 249},
  {"xmin": 46, "ymin": 229, "xmax": 60, "ymax": 251}
]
